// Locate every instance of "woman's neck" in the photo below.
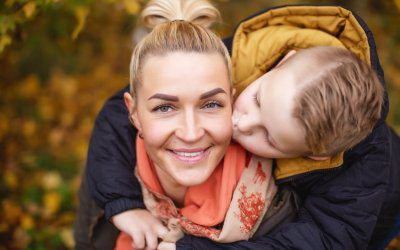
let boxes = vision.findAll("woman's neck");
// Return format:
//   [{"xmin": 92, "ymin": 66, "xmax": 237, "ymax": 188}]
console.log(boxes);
[{"xmin": 154, "ymin": 166, "xmax": 187, "ymax": 207}]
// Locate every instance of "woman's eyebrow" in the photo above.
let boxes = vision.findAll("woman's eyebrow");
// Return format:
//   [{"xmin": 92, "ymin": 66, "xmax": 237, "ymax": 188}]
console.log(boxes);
[
  {"xmin": 148, "ymin": 93, "xmax": 179, "ymax": 102},
  {"xmin": 200, "ymin": 88, "xmax": 227, "ymax": 99}
]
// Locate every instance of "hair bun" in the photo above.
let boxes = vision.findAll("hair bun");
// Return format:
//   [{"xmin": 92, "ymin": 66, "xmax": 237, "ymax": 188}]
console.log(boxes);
[{"xmin": 141, "ymin": 0, "xmax": 220, "ymax": 29}]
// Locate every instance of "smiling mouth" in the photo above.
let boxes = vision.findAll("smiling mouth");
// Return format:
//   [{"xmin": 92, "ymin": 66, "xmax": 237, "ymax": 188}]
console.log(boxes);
[{"xmin": 168, "ymin": 147, "xmax": 212, "ymax": 164}]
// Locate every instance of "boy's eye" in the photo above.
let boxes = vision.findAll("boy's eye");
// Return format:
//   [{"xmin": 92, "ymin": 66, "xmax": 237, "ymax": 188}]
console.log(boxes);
[
  {"xmin": 153, "ymin": 104, "xmax": 174, "ymax": 113},
  {"xmin": 264, "ymin": 131, "xmax": 274, "ymax": 147},
  {"xmin": 203, "ymin": 101, "xmax": 223, "ymax": 109},
  {"xmin": 253, "ymin": 95, "xmax": 260, "ymax": 107}
]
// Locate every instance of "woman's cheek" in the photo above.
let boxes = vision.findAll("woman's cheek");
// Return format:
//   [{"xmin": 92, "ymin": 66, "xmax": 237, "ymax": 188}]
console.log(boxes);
[
  {"xmin": 141, "ymin": 119, "xmax": 175, "ymax": 145},
  {"xmin": 207, "ymin": 115, "xmax": 233, "ymax": 144}
]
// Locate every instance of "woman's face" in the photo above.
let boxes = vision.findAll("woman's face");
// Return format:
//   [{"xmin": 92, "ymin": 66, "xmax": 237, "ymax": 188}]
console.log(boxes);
[{"xmin": 127, "ymin": 52, "xmax": 233, "ymax": 188}]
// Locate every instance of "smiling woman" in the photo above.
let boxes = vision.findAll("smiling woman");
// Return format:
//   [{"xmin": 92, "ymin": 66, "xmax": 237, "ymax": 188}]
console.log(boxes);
[
  {"xmin": 113, "ymin": 0, "xmax": 278, "ymax": 249},
  {"xmin": 125, "ymin": 51, "xmax": 233, "ymax": 199}
]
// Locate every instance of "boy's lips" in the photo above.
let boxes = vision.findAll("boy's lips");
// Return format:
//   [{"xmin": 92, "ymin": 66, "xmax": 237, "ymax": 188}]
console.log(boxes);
[
  {"xmin": 231, "ymin": 112, "xmax": 240, "ymax": 127},
  {"xmin": 168, "ymin": 147, "xmax": 212, "ymax": 164}
]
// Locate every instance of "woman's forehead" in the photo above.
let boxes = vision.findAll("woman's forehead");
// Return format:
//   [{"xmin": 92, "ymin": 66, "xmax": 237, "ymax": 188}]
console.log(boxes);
[{"xmin": 140, "ymin": 52, "xmax": 231, "ymax": 94}]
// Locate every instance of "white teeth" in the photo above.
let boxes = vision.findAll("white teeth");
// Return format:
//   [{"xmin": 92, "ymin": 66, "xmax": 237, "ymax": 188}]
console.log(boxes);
[{"xmin": 175, "ymin": 151, "xmax": 203, "ymax": 157}]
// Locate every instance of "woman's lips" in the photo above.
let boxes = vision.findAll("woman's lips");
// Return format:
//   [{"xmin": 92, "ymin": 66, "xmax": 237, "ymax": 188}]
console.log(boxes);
[{"xmin": 169, "ymin": 147, "xmax": 211, "ymax": 164}]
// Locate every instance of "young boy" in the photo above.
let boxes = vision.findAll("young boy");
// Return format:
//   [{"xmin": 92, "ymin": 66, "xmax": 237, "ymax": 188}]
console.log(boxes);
[
  {"xmin": 113, "ymin": 45, "xmax": 384, "ymax": 250},
  {"xmin": 232, "ymin": 47, "xmax": 383, "ymax": 161}
]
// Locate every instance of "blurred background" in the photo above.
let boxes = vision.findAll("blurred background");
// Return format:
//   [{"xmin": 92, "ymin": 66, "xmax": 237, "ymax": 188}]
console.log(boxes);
[{"xmin": 0, "ymin": 0, "xmax": 399, "ymax": 249}]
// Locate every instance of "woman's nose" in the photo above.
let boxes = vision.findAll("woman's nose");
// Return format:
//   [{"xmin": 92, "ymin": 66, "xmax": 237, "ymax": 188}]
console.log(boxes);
[{"xmin": 175, "ymin": 110, "xmax": 205, "ymax": 142}]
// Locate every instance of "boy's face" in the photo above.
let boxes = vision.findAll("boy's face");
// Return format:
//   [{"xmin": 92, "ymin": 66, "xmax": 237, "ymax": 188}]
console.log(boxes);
[{"xmin": 232, "ymin": 67, "xmax": 309, "ymax": 158}]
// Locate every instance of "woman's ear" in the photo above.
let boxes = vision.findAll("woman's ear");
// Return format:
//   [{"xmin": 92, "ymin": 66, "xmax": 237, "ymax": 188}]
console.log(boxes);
[{"xmin": 124, "ymin": 92, "xmax": 142, "ymax": 132}]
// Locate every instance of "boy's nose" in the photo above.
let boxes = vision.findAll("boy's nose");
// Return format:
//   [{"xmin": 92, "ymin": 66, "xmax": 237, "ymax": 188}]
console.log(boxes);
[{"xmin": 235, "ymin": 112, "xmax": 259, "ymax": 135}]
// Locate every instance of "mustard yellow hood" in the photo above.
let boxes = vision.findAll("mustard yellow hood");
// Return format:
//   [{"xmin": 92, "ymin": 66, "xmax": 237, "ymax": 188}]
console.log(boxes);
[{"xmin": 231, "ymin": 6, "xmax": 371, "ymax": 180}]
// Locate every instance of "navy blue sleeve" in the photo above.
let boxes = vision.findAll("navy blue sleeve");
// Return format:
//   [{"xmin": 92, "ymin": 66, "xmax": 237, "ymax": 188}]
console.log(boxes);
[
  {"xmin": 85, "ymin": 85, "xmax": 145, "ymax": 220},
  {"xmin": 177, "ymin": 124, "xmax": 390, "ymax": 249}
]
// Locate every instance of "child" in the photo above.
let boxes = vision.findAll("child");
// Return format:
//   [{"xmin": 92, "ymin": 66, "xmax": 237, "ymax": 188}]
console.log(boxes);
[{"xmin": 232, "ymin": 46, "xmax": 383, "ymax": 161}]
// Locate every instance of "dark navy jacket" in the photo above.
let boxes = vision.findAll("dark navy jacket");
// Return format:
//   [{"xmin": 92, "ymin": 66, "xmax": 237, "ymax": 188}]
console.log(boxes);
[{"xmin": 85, "ymin": 6, "xmax": 400, "ymax": 250}]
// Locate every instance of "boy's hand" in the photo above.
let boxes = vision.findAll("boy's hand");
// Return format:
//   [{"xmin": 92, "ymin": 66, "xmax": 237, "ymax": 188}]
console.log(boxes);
[
  {"xmin": 112, "ymin": 209, "xmax": 168, "ymax": 250},
  {"xmin": 157, "ymin": 242, "xmax": 176, "ymax": 250}
]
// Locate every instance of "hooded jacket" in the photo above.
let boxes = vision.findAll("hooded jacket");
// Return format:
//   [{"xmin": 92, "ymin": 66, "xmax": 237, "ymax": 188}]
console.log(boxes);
[{"xmin": 82, "ymin": 5, "xmax": 400, "ymax": 250}]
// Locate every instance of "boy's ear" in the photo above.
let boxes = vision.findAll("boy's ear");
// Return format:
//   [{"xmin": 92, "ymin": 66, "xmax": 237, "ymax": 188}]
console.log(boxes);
[
  {"xmin": 123, "ymin": 92, "xmax": 142, "ymax": 132},
  {"xmin": 277, "ymin": 50, "xmax": 297, "ymax": 67},
  {"xmin": 307, "ymin": 155, "xmax": 330, "ymax": 161}
]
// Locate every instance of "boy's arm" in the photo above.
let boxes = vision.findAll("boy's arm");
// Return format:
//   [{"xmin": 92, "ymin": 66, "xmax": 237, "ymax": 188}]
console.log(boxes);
[
  {"xmin": 113, "ymin": 209, "xmax": 168, "ymax": 249},
  {"xmin": 176, "ymin": 124, "xmax": 390, "ymax": 249},
  {"xmin": 85, "ymin": 85, "xmax": 145, "ymax": 220}
]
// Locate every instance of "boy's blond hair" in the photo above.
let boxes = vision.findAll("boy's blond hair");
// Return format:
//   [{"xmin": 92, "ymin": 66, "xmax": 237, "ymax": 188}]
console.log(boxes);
[
  {"xmin": 288, "ymin": 46, "xmax": 384, "ymax": 156},
  {"xmin": 129, "ymin": 0, "xmax": 231, "ymax": 97}
]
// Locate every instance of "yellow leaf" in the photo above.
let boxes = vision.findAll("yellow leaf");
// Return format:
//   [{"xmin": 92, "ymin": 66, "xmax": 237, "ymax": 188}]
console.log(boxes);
[
  {"xmin": 0, "ymin": 35, "xmax": 12, "ymax": 54},
  {"xmin": 3, "ymin": 170, "xmax": 18, "ymax": 189},
  {"xmin": 23, "ymin": 2, "xmax": 36, "ymax": 18},
  {"xmin": 19, "ymin": 75, "xmax": 40, "ymax": 98},
  {"xmin": 74, "ymin": 139, "xmax": 89, "ymax": 160},
  {"xmin": 21, "ymin": 153, "xmax": 36, "ymax": 167},
  {"xmin": 2, "ymin": 200, "xmax": 22, "ymax": 225},
  {"xmin": 20, "ymin": 214, "xmax": 34, "ymax": 230},
  {"xmin": 43, "ymin": 191, "xmax": 61, "ymax": 216},
  {"xmin": 42, "ymin": 171, "xmax": 62, "ymax": 190},
  {"xmin": 22, "ymin": 120, "xmax": 37, "ymax": 138},
  {"xmin": 72, "ymin": 7, "xmax": 89, "ymax": 40},
  {"xmin": 61, "ymin": 228, "xmax": 75, "ymax": 249},
  {"xmin": 395, "ymin": 0, "xmax": 400, "ymax": 11},
  {"xmin": 13, "ymin": 227, "xmax": 31, "ymax": 249},
  {"xmin": 48, "ymin": 128, "xmax": 64, "ymax": 147},
  {"xmin": 38, "ymin": 96, "xmax": 55, "ymax": 121},
  {"xmin": 0, "ymin": 222, "xmax": 9, "ymax": 233},
  {"xmin": 123, "ymin": 0, "xmax": 141, "ymax": 15},
  {"xmin": 60, "ymin": 112, "xmax": 74, "ymax": 126},
  {"xmin": 5, "ymin": 0, "xmax": 15, "ymax": 7}
]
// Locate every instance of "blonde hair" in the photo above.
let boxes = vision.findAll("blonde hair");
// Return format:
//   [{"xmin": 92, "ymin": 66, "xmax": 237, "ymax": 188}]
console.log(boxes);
[
  {"xmin": 288, "ymin": 46, "xmax": 384, "ymax": 156},
  {"xmin": 129, "ymin": 0, "xmax": 231, "ymax": 96}
]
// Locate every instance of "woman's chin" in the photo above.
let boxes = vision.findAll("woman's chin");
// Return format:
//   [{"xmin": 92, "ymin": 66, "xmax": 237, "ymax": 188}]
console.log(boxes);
[{"xmin": 174, "ymin": 170, "xmax": 211, "ymax": 187}]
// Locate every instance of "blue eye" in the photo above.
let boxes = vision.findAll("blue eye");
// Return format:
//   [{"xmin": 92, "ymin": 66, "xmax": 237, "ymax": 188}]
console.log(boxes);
[
  {"xmin": 203, "ymin": 101, "xmax": 223, "ymax": 109},
  {"xmin": 153, "ymin": 104, "xmax": 174, "ymax": 113}
]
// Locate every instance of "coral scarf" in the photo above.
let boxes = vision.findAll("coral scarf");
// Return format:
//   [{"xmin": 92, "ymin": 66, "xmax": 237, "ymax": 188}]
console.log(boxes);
[
  {"xmin": 136, "ymin": 136, "xmax": 246, "ymax": 226},
  {"xmin": 115, "ymin": 137, "xmax": 276, "ymax": 249}
]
